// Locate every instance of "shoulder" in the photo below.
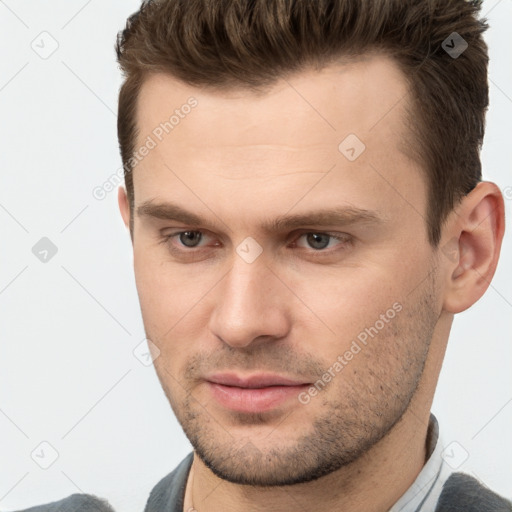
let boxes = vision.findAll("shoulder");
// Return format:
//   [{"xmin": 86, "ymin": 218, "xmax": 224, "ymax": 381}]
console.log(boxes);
[
  {"xmin": 144, "ymin": 452, "xmax": 194, "ymax": 512},
  {"xmin": 435, "ymin": 472, "xmax": 512, "ymax": 512},
  {"xmin": 11, "ymin": 494, "xmax": 115, "ymax": 512}
]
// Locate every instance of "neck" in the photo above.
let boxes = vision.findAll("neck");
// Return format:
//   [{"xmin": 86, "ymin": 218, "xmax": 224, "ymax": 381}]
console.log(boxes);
[{"xmin": 184, "ymin": 405, "xmax": 431, "ymax": 512}]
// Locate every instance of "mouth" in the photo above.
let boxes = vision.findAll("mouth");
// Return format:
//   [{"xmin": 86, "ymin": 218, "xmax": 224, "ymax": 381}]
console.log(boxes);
[{"xmin": 205, "ymin": 373, "xmax": 311, "ymax": 413}]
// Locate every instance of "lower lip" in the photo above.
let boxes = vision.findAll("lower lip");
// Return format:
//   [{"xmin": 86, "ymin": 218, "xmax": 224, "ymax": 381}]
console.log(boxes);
[{"xmin": 207, "ymin": 382, "xmax": 310, "ymax": 413}]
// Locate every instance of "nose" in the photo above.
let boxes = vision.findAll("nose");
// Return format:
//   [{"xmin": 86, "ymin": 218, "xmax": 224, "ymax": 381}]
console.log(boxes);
[{"xmin": 208, "ymin": 253, "xmax": 291, "ymax": 349}]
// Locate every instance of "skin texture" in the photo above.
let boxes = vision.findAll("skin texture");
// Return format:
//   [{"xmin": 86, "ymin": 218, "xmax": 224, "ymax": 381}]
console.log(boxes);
[{"xmin": 118, "ymin": 54, "xmax": 504, "ymax": 512}]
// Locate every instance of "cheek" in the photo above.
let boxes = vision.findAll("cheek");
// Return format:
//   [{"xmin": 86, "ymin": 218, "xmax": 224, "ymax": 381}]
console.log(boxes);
[
  {"xmin": 280, "ymin": 251, "xmax": 433, "ymax": 377},
  {"xmin": 133, "ymin": 244, "xmax": 205, "ymax": 320},
  {"xmin": 133, "ymin": 249, "xmax": 216, "ymax": 362},
  {"xmin": 284, "ymin": 267, "xmax": 404, "ymax": 337}
]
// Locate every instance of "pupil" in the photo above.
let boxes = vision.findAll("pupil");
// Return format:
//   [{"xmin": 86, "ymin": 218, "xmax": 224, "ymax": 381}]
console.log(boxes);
[
  {"xmin": 308, "ymin": 233, "xmax": 329, "ymax": 250},
  {"xmin": 181, "ymin": 231, "xmax": 201, "ymax": 247}
]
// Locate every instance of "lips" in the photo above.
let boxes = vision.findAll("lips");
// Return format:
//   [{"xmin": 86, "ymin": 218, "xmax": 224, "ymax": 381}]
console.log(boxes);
[
  {"xmin": 207, "ymin": 373, "xmax": 310, "ymax": 388},
  {"xmin": 205, "ymin": 373, "xmax": 311, "ymax": 413}
]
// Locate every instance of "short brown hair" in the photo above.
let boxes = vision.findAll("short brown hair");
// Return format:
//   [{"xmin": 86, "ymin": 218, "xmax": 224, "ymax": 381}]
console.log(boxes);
[{"xmin": 115, "ymin": 0, "xmax": 489, "ymax": 245}]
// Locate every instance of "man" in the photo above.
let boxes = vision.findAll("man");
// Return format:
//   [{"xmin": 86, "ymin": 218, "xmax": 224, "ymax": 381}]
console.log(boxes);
[
  {"xmin": 114, "ymin": 0, "xmax": 511, "ymax": 510},
  {"xmin": 15, "ymin": 0, "xmax": 510, "ymax": 511}
]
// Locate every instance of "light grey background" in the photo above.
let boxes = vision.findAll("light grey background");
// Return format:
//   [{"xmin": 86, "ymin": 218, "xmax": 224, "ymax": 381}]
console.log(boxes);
[{"xmin": 0, "ymin": 1, "xmax": 511, "ymax": 511}]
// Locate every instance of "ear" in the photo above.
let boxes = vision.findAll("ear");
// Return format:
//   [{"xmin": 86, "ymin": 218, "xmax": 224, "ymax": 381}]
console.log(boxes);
[
  {"xmin": 440, "ymin": 181, "xmax": 505, "ymax": 314},
  {"xmin": 118, "ymin": 185, "xmax": 133, "ymax": 242}
]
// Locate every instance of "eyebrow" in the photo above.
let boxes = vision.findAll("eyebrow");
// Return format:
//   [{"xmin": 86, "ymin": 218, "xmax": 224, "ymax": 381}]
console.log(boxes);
[{"xmin": 136, "ymin": 200, "xmax": 384, "ymax": 232}]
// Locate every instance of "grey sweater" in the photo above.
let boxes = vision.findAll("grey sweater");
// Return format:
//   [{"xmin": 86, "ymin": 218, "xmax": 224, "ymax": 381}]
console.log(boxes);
[{"xmin": 10, "ymin": 494, "xmax": 115, "ymax": 512}]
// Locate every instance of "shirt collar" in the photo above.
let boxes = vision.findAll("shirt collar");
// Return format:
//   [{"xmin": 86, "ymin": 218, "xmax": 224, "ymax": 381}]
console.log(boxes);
[{"xmin": 389, "ymin": 413, "xmax": 453, "ymax": 512}]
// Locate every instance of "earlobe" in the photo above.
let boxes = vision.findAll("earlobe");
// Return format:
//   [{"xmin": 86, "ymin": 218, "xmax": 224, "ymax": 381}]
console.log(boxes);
[{"xmin": 441, "ymin": 182, "xmax": 505, "ymax": 314}]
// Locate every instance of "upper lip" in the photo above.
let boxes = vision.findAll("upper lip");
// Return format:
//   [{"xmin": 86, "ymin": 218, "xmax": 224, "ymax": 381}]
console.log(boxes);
[{"xmin": 206, "ymin": 373, "xmax": 310, "ymax": 388}]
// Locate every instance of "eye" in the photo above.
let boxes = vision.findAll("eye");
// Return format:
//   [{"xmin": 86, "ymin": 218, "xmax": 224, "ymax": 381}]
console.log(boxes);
[
  {"xmin": 161, "ymin": 230, "xmax": 211, "ymax": 250},
  {"xmin": 175, "ymin": 230, "xmax": 205, "ymax": 248},
  {"xmin": 293, "ymin": 232, "xmax": 349, "ymax": 251}
]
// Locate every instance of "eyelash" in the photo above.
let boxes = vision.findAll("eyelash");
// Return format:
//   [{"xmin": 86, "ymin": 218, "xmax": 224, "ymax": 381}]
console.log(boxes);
[{"xmin": 158, "ymin": 230, "xmax": 353, "ymax": 260}]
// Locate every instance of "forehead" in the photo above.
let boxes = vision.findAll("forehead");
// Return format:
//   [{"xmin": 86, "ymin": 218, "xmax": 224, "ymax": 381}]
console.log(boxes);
[
  {"xmin": 131, "ymin": 54, "xmax": 425, "ymax": 231},
  {"xmin": 135, "ymin": 53, "xmax": 412, "ymax": 147}
]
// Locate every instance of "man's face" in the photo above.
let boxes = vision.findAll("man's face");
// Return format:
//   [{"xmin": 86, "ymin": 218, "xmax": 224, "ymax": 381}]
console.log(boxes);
[{"xmin": 122, "ymin": 54, "xmax": 445, "ymax": 485}]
